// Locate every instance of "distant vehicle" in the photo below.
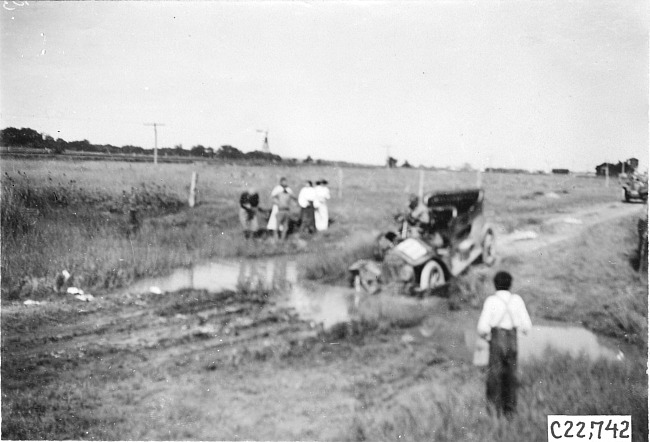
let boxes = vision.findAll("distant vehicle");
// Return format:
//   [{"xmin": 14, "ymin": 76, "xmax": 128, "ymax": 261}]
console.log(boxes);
[
  {"xmin": 619, "ymin": 173, "xmax": 648, "ymax": 203},
  {"xmin": 353, "ymin": 188, "xmax": 496, "ymax": 296}
]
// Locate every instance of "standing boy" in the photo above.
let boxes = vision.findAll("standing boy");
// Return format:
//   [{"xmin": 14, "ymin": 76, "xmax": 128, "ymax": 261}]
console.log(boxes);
[{"xmin": 476, "ymin": 271, "xmax": 532, "ymax": 417}]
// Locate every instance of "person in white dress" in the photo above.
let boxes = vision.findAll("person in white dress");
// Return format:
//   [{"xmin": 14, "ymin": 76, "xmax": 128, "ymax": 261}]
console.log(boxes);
[{"xmin": 314, "ymin": 179, "xmax": 331, "ymax": 231}]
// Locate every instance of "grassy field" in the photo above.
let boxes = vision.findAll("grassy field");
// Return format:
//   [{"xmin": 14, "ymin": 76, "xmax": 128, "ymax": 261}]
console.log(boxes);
[
  {"xmin": 1, "ymin": 158, "xmax": 646, "ymax": 441},
  {"xmin": 1, "ymin": 158, "xmax": 619, "ymax": 300}
]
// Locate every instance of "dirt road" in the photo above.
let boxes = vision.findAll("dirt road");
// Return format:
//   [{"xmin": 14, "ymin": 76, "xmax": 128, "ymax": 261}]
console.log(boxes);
[
  {"xmin": 497, "ymin": 201, "xmax": 645, "ymax": 256},
  {"xmin": 2, "ymin": 200, "xmax": 645, "ymax": 440}
]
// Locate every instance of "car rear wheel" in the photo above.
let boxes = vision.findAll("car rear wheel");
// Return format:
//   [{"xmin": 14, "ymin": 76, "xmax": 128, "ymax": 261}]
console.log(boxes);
[
  {"xmin": 420, "ymin": 260, "xmax": 446, "ymax": 290},
  {"xmin": 481, "ymin": 231, "xmax": 497, "ymax": 266}
]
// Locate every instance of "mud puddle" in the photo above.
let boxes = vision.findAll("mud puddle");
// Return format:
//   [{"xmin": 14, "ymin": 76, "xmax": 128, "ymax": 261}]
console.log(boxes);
[
  {"xmin": 127, "ymin": 258, "xmax": 445, "ymax": 331},
  {"xmin": 464, "ymin": 324, "xmax": 624, "ymax": 365}
]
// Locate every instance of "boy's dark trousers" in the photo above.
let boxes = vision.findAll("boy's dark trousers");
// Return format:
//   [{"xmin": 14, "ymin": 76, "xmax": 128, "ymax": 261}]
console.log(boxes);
[{"xmin": 486, "ymin": 327, "xmax": 518, "ymax": 416}]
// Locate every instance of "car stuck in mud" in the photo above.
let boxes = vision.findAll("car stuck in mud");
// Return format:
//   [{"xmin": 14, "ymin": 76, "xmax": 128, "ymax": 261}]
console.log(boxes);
[{"xmin": 351, "ymin": 188, "xmax": 496, "ymax": 296}]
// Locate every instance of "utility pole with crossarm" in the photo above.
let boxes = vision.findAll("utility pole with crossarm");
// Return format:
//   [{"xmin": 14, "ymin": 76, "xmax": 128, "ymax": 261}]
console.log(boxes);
[{"xmin": 144, "ymin": 122, "xmax": 165, "ymax": 164}]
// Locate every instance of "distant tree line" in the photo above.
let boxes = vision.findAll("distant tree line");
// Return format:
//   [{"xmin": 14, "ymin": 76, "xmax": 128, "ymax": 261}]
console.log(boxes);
[
  {"xmin": 1, "ymin": 126, "xmax": 382, "ymax": 168},
  {"xmin": 0, "ymin": 127, "xmax": 283, "ymax": 163}
]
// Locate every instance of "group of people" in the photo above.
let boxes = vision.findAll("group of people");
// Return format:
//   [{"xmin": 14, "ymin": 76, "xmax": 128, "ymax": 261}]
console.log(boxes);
[
  {"xmin": 238, "ymin": 177, "xmax": 331, "ymax": 240},
  {"xmin": 241, "ymin": 180, "xmax": 532, "ymax": 418}
]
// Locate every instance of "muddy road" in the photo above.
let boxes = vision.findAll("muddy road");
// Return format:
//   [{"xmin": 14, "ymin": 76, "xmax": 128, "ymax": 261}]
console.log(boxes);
[{"xmin": 2, "ymin": 201, "xmax": 645, "ymax": 440}]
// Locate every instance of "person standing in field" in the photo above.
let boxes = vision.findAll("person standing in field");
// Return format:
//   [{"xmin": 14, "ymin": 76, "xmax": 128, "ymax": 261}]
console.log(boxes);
[
  {"xmin": 314, "ymin": 179, "xmax": 331, "ymax": 231},
  {"xmin": 477, "ymin": 271, "xmax": 532, "ymax": 417},
  {"xmin": 239, "ymin": 187, "xmax": 260, "ymax": 239},
  {"xmin": 267, "ymin": 177, "xmax": 291, "ymax": 234},
  {"xmin": 298, "ymin": 180, "xmax": 316, "ymax": 234},
  {"xmin": 270, "ymin": 177, "xmax": 296, "ymax": 240}
]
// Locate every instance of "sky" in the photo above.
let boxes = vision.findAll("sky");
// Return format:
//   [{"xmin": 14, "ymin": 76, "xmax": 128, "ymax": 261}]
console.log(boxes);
[{"xmin": 1, "ymin": 0, "xmax": 647, "ymax": 171}]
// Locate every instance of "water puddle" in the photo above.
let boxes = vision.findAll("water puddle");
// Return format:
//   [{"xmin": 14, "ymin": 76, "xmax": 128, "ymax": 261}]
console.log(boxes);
[
  {"xmin": 128, "ymin": 259, "xmax": 297, "ymax": 294},
  {"xmin": 126, "ymin": 258, "xmax": 446, "ymax": 330},
  {"xmin": 464, "ymin": 325, "xmax": 623, "ymax": 365},
  {"xmin": 128, "ymin": 258, "xmax": 357, "ymax": 329}
]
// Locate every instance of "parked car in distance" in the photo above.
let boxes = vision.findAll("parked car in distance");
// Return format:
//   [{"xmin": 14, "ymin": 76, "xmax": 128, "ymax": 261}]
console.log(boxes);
[{"xmin": 619, "ymin": 173, "xmax": 648, "ymax": 203}]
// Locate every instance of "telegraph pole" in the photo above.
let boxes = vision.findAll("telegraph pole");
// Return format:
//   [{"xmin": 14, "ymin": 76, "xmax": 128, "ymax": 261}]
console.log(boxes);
[{"xmin": 144, "ymin": 122, "xmax": 165, "ymax": 164}]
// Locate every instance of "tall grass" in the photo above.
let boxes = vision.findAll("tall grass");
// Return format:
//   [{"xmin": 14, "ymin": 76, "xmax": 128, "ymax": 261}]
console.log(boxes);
[{"xmin": 348, "ymin": 351, "xmax": 647, "ymax": 442}]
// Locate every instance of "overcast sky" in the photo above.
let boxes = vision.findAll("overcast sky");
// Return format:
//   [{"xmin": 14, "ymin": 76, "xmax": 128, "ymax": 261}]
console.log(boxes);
[{"xmin": 1, "ymin": 1, "xmax": 647, "ymax": 171}]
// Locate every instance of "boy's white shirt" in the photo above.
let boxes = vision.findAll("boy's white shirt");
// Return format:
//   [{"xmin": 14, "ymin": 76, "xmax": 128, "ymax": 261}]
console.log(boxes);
[{"xmin": 477, "ymin": 290, "xmax": 532, "ymax": 340}]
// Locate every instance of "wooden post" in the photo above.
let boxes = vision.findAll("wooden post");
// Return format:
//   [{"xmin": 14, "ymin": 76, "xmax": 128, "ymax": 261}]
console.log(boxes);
[
  {"xmin": 188, "ymin": 171, "xmax": 198, "ymax": 207},
  {"xmin": 605, "ymin": 165, "xmax": 609, "ymax": 188},
  {"xmin": 338, "ymin": 168, "xmax": 343, "ymax": 198},
  {"xmin": 418, "ymin": 169, "xmax": 424, "ymax": 201},
  {"xmin": 476, "ymin": 169, "xmax": 482, "ymax": 188}
]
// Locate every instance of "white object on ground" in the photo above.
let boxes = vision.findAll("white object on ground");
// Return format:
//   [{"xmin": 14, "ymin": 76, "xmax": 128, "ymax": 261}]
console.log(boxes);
[
  {"xmin": 66, "ymin": 287, "xmax": 84, "ymax": 295},
  {"xmin": 401, "ymin": 333, "xmax": 416, "ymax": 344},
  {"xmin": 473, "ymin": 336, "xmax": 489, "ymax": 366},
  {"xmin": 23, "ymin": 299, "xmax": 43, "ymax": 306},
  {"xmin": 511, "ymin": 230, "xmax": 538, "ymax": 241},
  {"xmin": 74, "ymin": 294, "xmax": 95, "ymax": 302},
  {"xmin": 150, "ymin": 286, "xmax": 163, "ymax": 295},
  {"xmin": 561, "ymin": 217, "xmax": 583, "ymax": 224},
  {"xmin": 545, "ymin": 192, "xmax": 560, "ymax": 199}
]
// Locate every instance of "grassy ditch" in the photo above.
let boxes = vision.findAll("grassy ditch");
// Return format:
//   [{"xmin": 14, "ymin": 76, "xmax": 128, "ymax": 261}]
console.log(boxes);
[{"xmin": 1, "ymin": 171, "xmax": 184, "ymax": 299}]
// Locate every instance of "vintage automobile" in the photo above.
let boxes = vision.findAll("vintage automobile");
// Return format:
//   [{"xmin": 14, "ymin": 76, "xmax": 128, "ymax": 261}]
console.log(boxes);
[
  {"xmin": 351, "ymin": 188, "xmax": 496, "ymax": 295},
  {"xmin": 619, "ymin": 173, "xmax": 648, "ymax": 203}
]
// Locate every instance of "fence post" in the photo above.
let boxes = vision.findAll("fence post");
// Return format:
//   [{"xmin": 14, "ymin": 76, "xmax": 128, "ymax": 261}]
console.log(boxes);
[
  {"xmin": 605, "ymin": 166, "xmax": 609, "ymax": 188},
  {"xmin": 476, "ymin": 169, "xmax": 482, "ymax": 188},
  {"xmin": 189, "ymin": 171, "xmax": 198, "ymax": 207},
  {"xmin": 338, "ymin": 168, "xmax": 343, "ymax": 198},
  {"xmin": 418, "ymin": 169, "xmax": 424, "ymax": 201}
]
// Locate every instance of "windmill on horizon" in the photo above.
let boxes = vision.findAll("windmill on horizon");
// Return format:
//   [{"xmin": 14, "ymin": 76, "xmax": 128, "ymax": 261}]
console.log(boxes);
[{"xmin": 256, "ymin": 129, "xmax": 270, "ymax": 153}]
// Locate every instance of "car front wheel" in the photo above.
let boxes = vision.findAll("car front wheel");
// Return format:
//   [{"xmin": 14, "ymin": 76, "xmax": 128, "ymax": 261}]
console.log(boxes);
[{"xmin": 419, "ymin": 260, "xmax": 446, "ymax": 290}]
